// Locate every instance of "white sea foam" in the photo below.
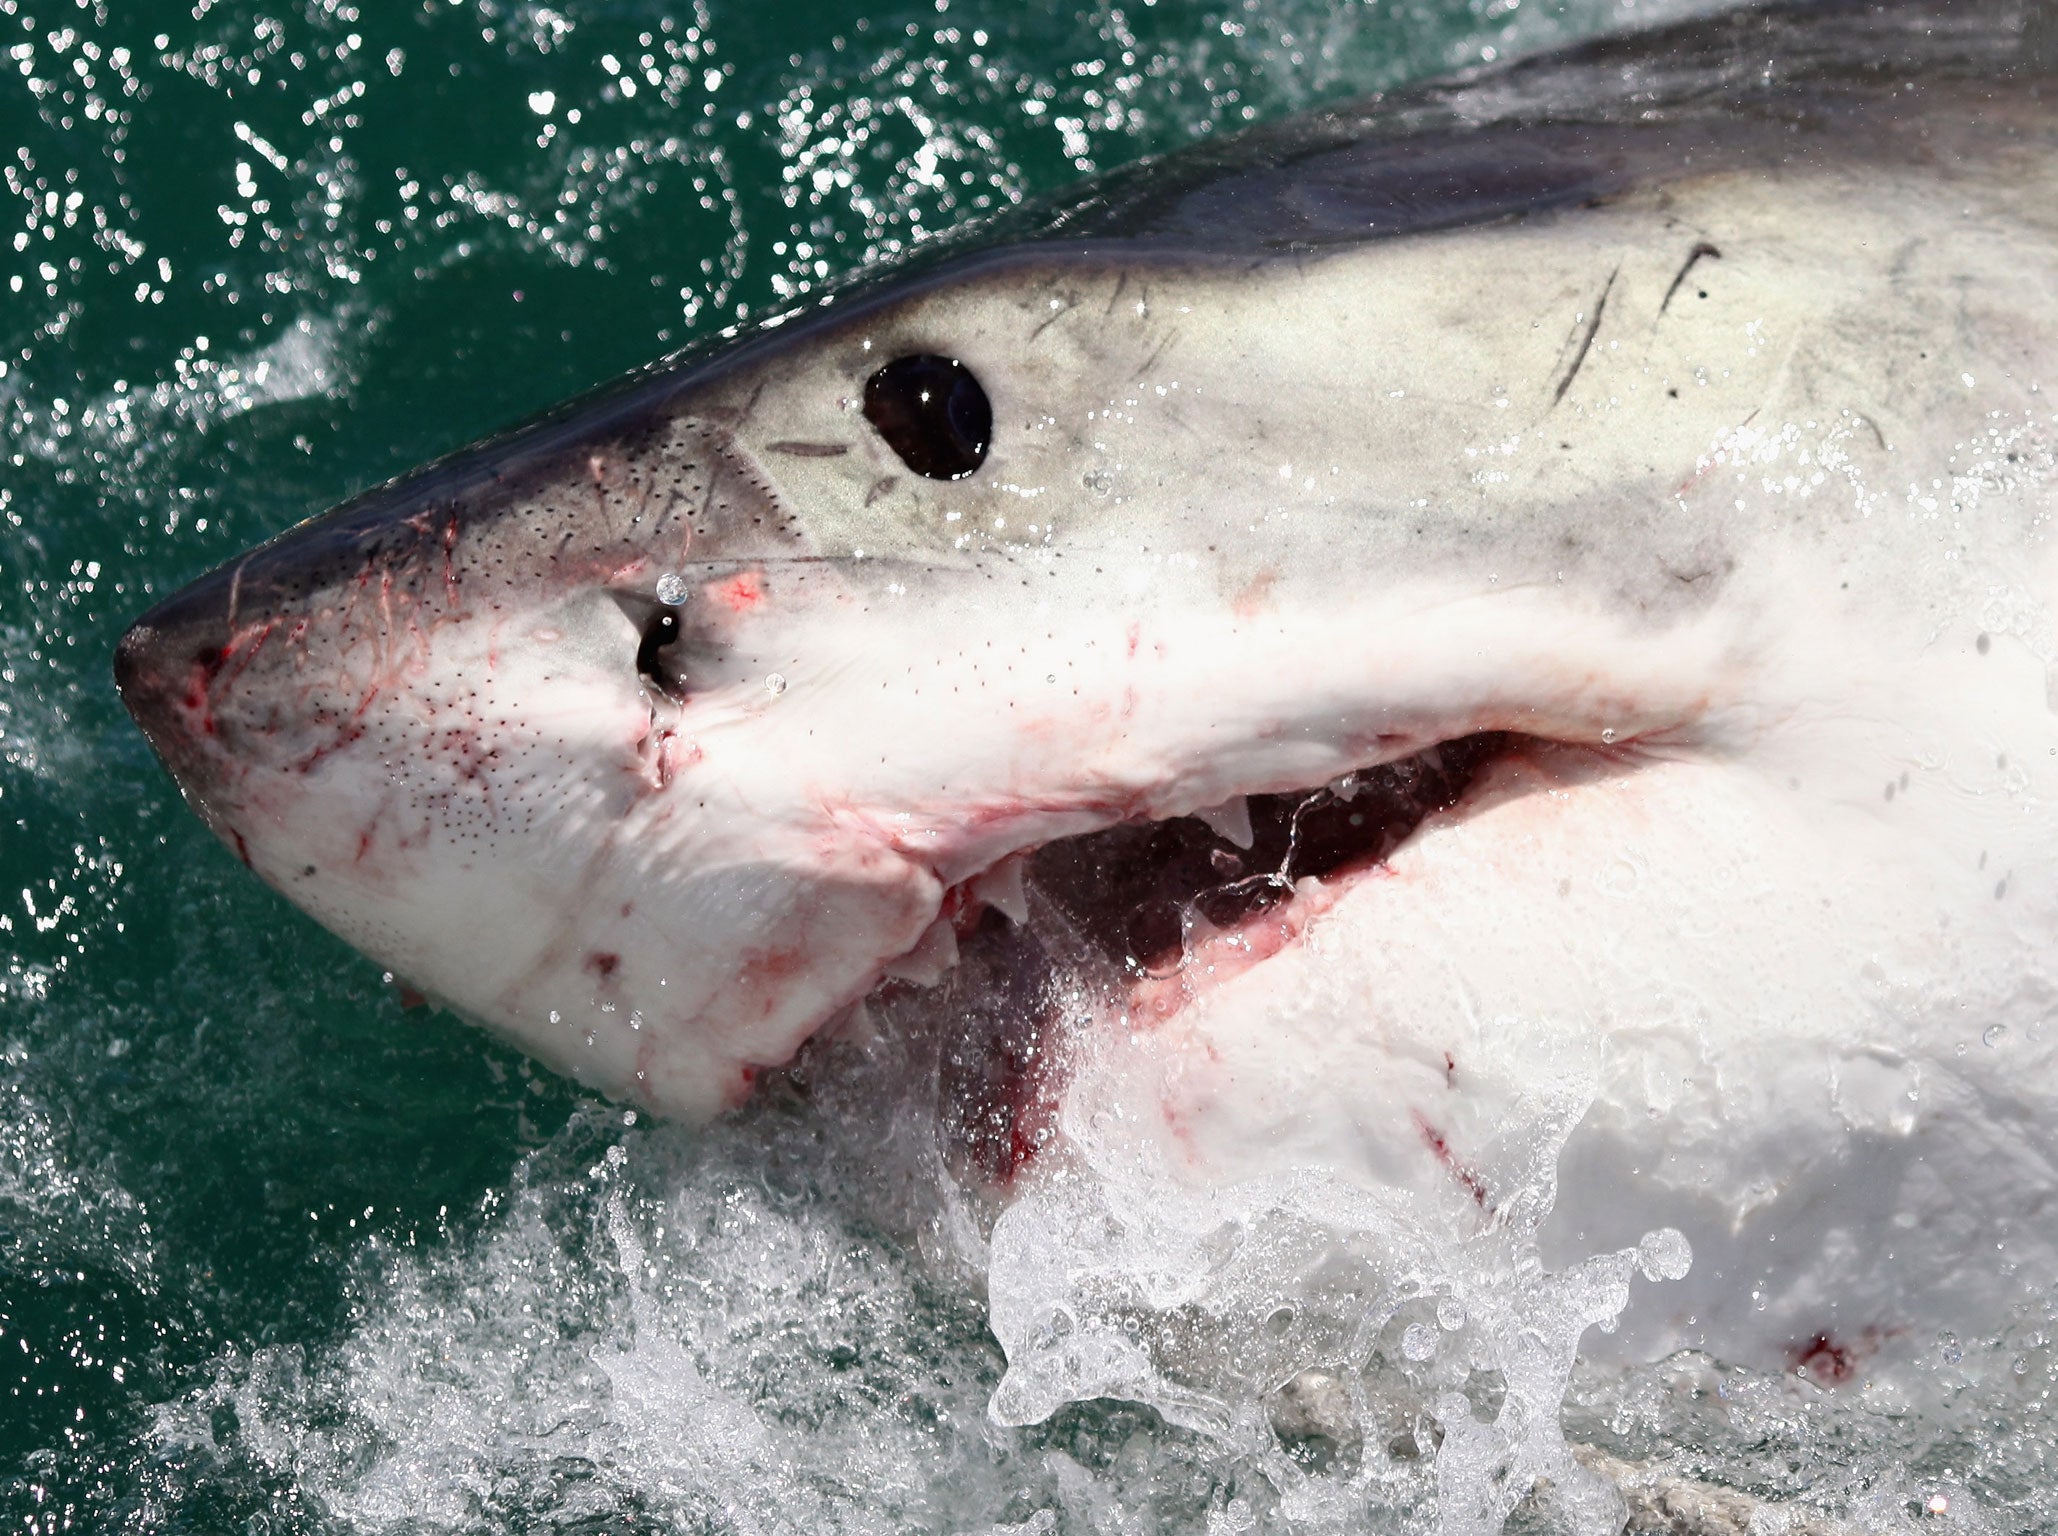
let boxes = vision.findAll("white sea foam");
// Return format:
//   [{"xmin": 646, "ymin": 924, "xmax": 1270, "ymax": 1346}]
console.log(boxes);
[{"xmin": 143, "ymin": 1000, "xmax": 2041, "ymax": 1536}]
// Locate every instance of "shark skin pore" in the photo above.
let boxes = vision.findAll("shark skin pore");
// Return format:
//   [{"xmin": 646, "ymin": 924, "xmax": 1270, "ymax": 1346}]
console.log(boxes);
[{"xmin": 116, "ymin": 0, "xmax": 2058, "ymax": 1387}]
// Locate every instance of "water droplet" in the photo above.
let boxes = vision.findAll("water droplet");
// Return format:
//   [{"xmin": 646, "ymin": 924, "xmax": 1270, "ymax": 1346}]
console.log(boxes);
[
  {"xmin": 548, "ymin": 1009, "xmax": 561, "ymax": 1024},
  {"xmin": 655, "ymin": 571, "xmax": 688, "ymax": 606},
  {"xmin": 1600, "ymin": 727, "xmax": 1618, "ymax": 744},
  {"xmin": 1128, "ymin": 900, "xmax": 1185, "ymax": 978},
  {"xmin": 1436, "ymin": 1297, "xmax": 1466, "ymax": 1331},
  {"xmin": 1401, "ymin": 1322, "xmax": 1437, "ymax": 1361},
  {"xmin": 1637, "ymin": 1227, "xmax": 1693, "ymax": 1281},
  {"xmin": 1984, "ymin": 1024, "xmax": 2008, "ymax": 1047},
  {"xmin": 765, "ymin": 672, "xmax": 787, "ymax": 696}
]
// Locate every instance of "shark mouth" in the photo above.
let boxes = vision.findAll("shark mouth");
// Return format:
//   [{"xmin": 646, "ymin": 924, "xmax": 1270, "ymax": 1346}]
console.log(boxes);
[{"xmin": 900, "ymin": 732, "xmax": 1527, "ymax": 1187}]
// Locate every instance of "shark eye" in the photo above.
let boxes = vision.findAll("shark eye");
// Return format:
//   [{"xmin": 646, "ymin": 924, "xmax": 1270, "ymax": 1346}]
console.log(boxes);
[
  {"xmin": 862, "ymin": 354, "xmax": 991, "ymax": 480},
  {"xmin": 635, "ymin": 607, "xmax": 684, "ymax": 699}
]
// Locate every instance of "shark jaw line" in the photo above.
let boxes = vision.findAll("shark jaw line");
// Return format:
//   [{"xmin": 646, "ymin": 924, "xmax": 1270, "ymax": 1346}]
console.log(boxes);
[
  {"xmin": 875, "ymin": 728, "xmax": 1625, "ymax": 1024},
  {"xmin": 855, "ymin": 727, "xmax": 1644, "ymax": 1192}
]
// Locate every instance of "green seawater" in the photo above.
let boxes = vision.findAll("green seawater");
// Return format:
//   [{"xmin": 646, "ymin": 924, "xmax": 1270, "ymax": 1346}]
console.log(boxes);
[{"xmin": 20, "ymin": 1, "xmax": 2047, "ymax": 1531}]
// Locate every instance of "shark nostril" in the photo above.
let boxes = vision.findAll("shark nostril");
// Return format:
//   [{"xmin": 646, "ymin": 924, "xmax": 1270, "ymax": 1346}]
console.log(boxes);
[{"xmin": 635, "ymin": 607, "xmax": 684, "ymax": 700}]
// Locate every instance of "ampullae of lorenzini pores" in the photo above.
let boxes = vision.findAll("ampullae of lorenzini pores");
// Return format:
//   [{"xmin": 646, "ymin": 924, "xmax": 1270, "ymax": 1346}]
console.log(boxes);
[{"xmin": 116, "ymin": 1, "xmax": 2058, "ymax": 1530}]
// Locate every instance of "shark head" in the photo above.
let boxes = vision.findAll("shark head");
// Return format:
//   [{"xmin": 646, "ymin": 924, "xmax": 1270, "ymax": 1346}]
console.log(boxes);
[
  {"xmin": 116, "ymin": 1, "xmax": 2058, "ymax": 1380},
  {"xmin": 113, "ymin": 228, "xmax": 1748, "ymax": 1123}
]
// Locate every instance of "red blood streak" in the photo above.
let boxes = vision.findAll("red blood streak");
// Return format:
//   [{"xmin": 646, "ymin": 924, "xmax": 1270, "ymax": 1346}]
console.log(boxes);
[
  {"xmin": 1790, "ymin": 1331, "xmax": 1856, "ymax": 1385},
  {"xmin": 181, "ymin": 657, "xmax": 219, "ymax": 735},
  {"xmin": 710, "ymin": 570, "xmax": 765, "ymax": 613},
  {"xmin": 441, "ymin": 510, "xmax": 462, "ymax": 607},
  {"xmin": 1231, "ymin": 569, "xmax": 1278, "ymax": 619},
  {"xmin": 977, "ymin": 1018, "xmax": 1061, "ymax": 1190},
  {"xmin": 939, "ymin": 881, "xmax": 984, "ymax": 937},
  {"xmin": 1412, "ymin": 1110, "xmax": 1490, "ymax": 1208}
]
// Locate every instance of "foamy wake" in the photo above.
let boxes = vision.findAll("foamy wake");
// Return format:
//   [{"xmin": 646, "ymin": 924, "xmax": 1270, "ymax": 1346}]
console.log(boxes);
[
  {"xmin": 137, "ymin": 987, "xmax": 2058, "ymax": 1535},
  {"xmin": 137, "ymin": 999, "xmax": 1757, "ymax": 1536}
]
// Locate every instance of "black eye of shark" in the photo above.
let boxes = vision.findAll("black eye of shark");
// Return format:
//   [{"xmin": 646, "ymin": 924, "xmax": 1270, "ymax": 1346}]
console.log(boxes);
[{"xmin": 862, "ymin": 354, "xmax": 992, "ymax": 480}]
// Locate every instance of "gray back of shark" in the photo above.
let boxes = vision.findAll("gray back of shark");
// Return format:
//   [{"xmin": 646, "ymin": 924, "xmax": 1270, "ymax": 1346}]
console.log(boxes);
[{"xmin": 116, "ymin": 0, "xmax": 2058, "ymax": 1387}]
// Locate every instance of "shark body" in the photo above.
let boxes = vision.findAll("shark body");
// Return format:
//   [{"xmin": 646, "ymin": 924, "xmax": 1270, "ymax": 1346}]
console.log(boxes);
[{"xmin": 117, "ymin": 0, "xmax": 2058, "ymax": 1386}]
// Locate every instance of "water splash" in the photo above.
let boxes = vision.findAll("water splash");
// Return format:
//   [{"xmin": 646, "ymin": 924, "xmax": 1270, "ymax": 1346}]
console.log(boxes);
[{"xmin": 983, "ymin": 1027, "xmax": 1693, "ymax": 1535}]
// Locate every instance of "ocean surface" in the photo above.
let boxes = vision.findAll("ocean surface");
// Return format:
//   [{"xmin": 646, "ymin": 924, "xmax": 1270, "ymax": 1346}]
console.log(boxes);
[{"xmin": 11, "ymin": 0, "xmax": 2057, "ymax": 1531}]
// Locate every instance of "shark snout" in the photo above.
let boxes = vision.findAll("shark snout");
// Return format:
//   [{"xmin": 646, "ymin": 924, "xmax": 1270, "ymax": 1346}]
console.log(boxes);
[{"xmin": 113, "ymin": 563, "xmax": 247, "ymax": 798}]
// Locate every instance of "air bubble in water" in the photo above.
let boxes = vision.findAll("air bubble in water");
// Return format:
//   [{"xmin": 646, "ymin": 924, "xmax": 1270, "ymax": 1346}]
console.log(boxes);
[
  {"xmin": 655, "ymin": 571, "xmax": 689, "ymax": 606},
  {"xmin": 1437, "ymin": 1296, "xmax": 1467, "ymax": 1330},
  {"xmin": 1401, "ymin": 1321, "xmax": 1438, "ymax": 1361},
  {"xmin": 766, "ymin": 673, "xmax": 787, "ymax": 696},
  {"xmin": 1984, "ymin": 1024, "xmax": 2008, "ymax": 1046},
  {"xmin": 1637, "ymin": 1227, "xmax": 1693, "ymax": 1282}
]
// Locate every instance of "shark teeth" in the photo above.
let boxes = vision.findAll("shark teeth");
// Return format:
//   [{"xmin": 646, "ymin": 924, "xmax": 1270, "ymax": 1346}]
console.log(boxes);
[
  {"xmin": 972, "ymin": 854, "xmax": 1031, "ymax": 924},
  {"xmin": 823, "ymin": 997, "xmax": 881, "ymax": 1045},
  {"xmin": 882, "ymin": 914, "xmax": 961, "ymax": 987},
  {"xmin": 1190, "ymin": 795, "xmax": 1255, "ymax": 849}
]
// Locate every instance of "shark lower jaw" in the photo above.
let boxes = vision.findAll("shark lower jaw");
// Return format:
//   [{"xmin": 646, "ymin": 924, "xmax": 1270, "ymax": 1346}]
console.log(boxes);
[{"xmin": 881, "ymin": 729, "xmax": 1629, "ymax": 1185}]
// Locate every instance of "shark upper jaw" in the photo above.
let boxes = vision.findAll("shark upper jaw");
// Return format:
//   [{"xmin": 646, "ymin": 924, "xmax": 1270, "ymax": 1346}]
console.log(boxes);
[
  {"xmin": 116, "ymin": 527, "xmax": 1724, "ymax": 1129},
  {"xmin": 881, "ymin": 731, "xmax": 1545, "ymax": 1051}
]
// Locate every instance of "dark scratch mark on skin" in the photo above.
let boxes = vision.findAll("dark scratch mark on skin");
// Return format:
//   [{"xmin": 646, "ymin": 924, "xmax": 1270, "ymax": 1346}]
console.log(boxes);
[
  {"xmin": 766, "ymin": 441, "xmax": 850, "ymax": 457},
  {"xmin": 1553, "ymin": 264, "xmax": 1619, "ymax": 406},
  {"xmin": 864, "ymin": 475, "xmax": 898, "ymax": 507},
  {"xmin": 1659, "ymin": 241, "xmax": 1722, "ymax": 316},
  {"xmin": 224, "ymin": 553, "xmax": 253, "ymax": 635},
  {"xmin": 1131, "ymin": 330, "xmax": 1177, "ymax": 383},
  {"xmin": 1030, "ymin": 299, "xmax": 1073, "ymax": 343},
  {"xmin": 1104, "ymin": 270, "xmax": 1130, "ymax": 318},
  {"xmin": 734, "ymin": 379, "xmax": 770, "ymax": 431}
]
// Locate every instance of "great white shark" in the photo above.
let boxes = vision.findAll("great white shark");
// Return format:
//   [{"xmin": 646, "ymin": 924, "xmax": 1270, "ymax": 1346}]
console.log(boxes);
[{"xmin": 116, "ymin": 0, "xmax": 2058, "ymax": 1397}]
